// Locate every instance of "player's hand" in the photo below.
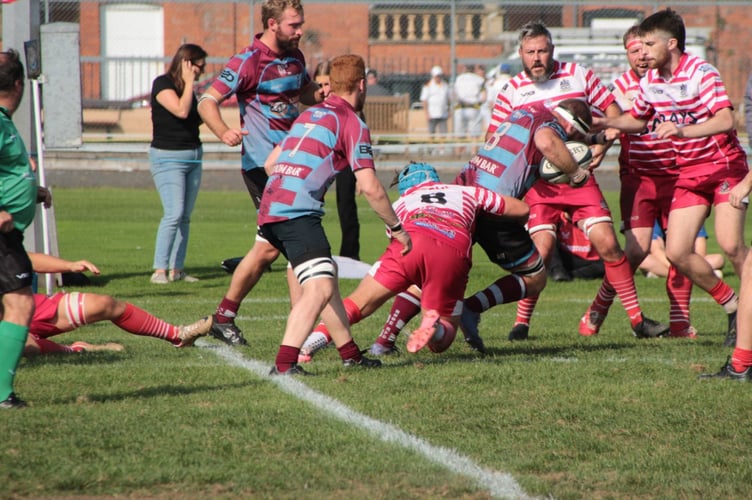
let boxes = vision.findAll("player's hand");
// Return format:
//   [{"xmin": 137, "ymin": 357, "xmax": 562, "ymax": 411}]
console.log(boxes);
[
  {"xmin": 0, "ymin": 210, "xmax": 14, "ymax": 233},
  {"xmin": 568, "ymin": 167, "xmax": 590, "ymax": 188},
  {"xmin": 69, "ymin": 260, "xmax": 101, "ymax": 275},
  {"xmin": 654, "ymin": 121, "xmax": 683, "ymax": 139},
  {"xmin": 220, "ymin": 128, "xmax": 249, "ymax": 147},
  {"xmin": 37, "ymin": 187, "xmax": 52, "ymax": 208},
  {"xmin": 587, "ymin": 143, "xmax": 609, "ymax": 169},
  {"xmin": 729, "ymin": 178, "xmax": 752, "ymax": 209},
  {"xmin": 392, "ymin": 229, "xmax": 412, "ymax": 255}
]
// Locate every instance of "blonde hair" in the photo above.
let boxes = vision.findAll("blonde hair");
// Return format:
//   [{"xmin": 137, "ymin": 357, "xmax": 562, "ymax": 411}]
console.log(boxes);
[{"xmin": 262, "ymin": 0, "xmax": 304, "ymax": 29}]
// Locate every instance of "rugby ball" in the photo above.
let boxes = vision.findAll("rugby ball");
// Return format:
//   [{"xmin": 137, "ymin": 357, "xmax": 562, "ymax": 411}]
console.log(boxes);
[{"xmin": 539, "ymin": 141, "xmax": 593, "ymax": 184}]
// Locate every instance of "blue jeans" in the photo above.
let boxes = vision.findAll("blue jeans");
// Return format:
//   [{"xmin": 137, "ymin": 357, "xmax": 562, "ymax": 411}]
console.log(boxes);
[{"xmin": 150, "ymin": 146, "xmax": 203, "ymax": 271}]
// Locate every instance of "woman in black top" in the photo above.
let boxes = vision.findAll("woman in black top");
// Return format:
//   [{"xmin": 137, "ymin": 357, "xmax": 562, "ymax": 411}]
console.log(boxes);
[{"xmin": 149, "ymin": 43, "xmax": 206, "ymax": 284}]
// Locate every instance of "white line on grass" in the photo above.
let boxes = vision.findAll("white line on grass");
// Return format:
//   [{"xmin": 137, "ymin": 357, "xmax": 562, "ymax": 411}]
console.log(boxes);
[{"xmin": 201, "ymin": 341, "xmax": 533, "ymax": 500}]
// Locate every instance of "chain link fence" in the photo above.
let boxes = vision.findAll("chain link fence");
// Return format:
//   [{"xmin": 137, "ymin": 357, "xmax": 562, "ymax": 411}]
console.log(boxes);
[{"xmin": 3, "ymin": 0, "xmax": 751, "ymax": 140}]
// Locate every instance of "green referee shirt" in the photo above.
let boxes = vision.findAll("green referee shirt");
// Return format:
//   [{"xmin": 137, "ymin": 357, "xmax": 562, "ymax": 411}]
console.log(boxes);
[{"xmin": 0, "ymin": 105, "xmax": 37, "ymax": 232}]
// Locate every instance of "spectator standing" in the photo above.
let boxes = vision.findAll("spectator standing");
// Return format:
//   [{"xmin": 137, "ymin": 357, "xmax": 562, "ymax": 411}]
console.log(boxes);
[
  {"xmin": 0, "ymin": 49, "xmax": 52, "ymax": 409},
  {"xmin": 258, "ymin": 54, "xmax": 411, "ymax": 374},
  {"xmin": 366, "ymin": 69, "xmax": 389, "ymax": 96},
  {"xmin": 314, "ymin": 60, "xmax": 360, "ymax": 260},
  {"xmin": 149, "ymin": 43, "xmax": 207, "ymax": 285},
  {"xmin": 596, "ymin": 9, "xmax": 748, "ymax": 342},
  {"xmin": 452, "ymin": 64, "xmax": 486, "ymax": 152},
  {"xmin": 197, "ymin": 0, "xmax": 323, "ymax": 346},
  {"xmin": 420, "ymin": 65, "xmax": 450, "ymax": 146}
]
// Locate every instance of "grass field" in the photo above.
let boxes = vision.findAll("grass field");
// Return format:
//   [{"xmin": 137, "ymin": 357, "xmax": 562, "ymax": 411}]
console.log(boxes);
[{"xmin": 4, "ymin": 186, "xmax": 752, "ymax": 499}]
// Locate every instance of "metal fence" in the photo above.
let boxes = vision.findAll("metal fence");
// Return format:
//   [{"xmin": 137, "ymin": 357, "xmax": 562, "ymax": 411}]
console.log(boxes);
[{"xmin": 3, "ymin": 0, "xmax": 751, "ymax": 138}]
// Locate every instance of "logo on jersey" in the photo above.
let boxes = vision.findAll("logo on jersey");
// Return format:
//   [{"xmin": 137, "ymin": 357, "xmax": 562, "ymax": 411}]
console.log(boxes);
[
  {"xmin": 277, "ymin": 63, "xmax": 291, "ymax": 77},
  {"xmin": 559, "ymin": 79, "xmax": 572, "ymax": 92},
  {"xmin": 359, "ymin": 144, "xmax": 373, "ymax": 156},
  {"xmin": 219, "ymin": 69, "xmax": 236, "ymax": 83},
  {"xmin": 270, "ymin": 102, "xmax": 290, "ymax": 115},
  {"xmin": 679, "ymin": 84, "xmax": 688, "ymax": 98},
  {"xmin": 719, "ymin": 180, "xmax": 731, "ymax": 194}
]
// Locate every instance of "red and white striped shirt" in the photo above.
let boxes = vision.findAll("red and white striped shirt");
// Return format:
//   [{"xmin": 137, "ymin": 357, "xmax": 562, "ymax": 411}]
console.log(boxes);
[
  {"xmin": 488, "ymin": 60, "xmax": 615, "ymax": 133},
  {"xmin": 611, "ymin": 69, "xmax": 676, "ymax": 176},
  {"xmin": 395, "ymin": 182, "xmax": 508, "ymax": 258},
  {"xmin": 631, "ymin": 53, "xmax": 746, "ymax": 174}
]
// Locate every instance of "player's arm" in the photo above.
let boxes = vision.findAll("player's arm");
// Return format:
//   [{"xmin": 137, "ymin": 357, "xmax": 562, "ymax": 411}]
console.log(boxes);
[
  {"xmin": 263, "ymin": 145, "xmax": 283, "ymax": 175},
  {"xmin": 28, "ymin": 253, "xmax": 101, "ymax": 275},
  {"xmin": 592, "ymin": 109, "xmax": 647, "ymax": 134},
  {"xmin": 354, "ymin": 168, "xmax": 412, "ymax": 255},
  {"xmin": 197, "ymin": 87, "xmax": 247, "ymax": 147},
  {"xmin": 300, "ymin": 80, "xmax": 325, "ymax": 106},
  {"xmin": 587, "ymin": 102, "xmax": 621, "ymax": 168},
  {"xmin": 654, "ymin": 106, "xmax": 735, "ymax": 140},
  {"xmin": 479, "ymin": 189, "xmax": 529, "ymax": 225},
  {"xmin": 535, "ymin": 127, "xmax": 590, "ymax": 187}
]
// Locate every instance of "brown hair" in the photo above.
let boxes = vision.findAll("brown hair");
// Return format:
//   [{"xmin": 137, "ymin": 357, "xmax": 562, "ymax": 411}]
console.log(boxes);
[
  {"xmin": 313, "ymin": 59, "xmax": 331, "ymax": 79},
  {"xmin": 622, "ymin": 25, "xmax": 641, "ymax": 48},
  {"xmin": 262, "ymin": 0, "xmax": 304, "ymax": 30},
  {"xmin": 329, "ymin": 54, "xmax": 365, "ymax": 94},
  {"xmin": 167, "ymin": 43, "xmax": 207, "ymax": 94},
  {"xmin": 640, "ymin": 8, "xmax": 686, "ymax": 52},
  {"xmin": 0, "ymin": 49, "xmax": 24, "ymax": 92}
]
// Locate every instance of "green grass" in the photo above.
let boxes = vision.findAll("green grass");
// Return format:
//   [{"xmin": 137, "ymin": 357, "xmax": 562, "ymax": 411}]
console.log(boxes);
[{"xmin": 4, "ymin": 186, "xmax": 752, "ymax": 499}]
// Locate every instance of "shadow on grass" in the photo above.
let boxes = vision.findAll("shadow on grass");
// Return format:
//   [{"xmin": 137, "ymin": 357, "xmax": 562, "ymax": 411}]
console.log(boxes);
[
  {"xmin": 85, "ymin": 265, "xmax": 232, "ymax": 287},
  {"xmin": 50, "ymin": 380, "xmax": 261, "ymax": 405}
]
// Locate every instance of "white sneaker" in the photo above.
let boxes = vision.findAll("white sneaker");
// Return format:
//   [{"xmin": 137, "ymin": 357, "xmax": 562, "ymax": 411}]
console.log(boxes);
[
  {"xmin": 169, "ymin": 271, "xmax": 199, "ymax": 283},
  {"xmin": 150, "ymin": 272, "xmax": 169, "ymax": 284}
]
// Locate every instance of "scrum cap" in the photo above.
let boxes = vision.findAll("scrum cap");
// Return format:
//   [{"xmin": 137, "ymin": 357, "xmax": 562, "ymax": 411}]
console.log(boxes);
[{"xmin": 396, "ymin": 162, "xmax": 440, "ymax": 195}]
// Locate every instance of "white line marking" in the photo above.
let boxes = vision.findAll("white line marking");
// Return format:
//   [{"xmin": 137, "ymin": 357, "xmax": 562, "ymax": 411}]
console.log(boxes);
[{"xmin": 200, "ymin": 341, "xmax": 532, "ymax": 499}]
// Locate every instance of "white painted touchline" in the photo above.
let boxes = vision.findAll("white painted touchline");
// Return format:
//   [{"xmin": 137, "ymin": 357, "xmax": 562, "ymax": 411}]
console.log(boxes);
[{"xmin": 200, "ymin": 341, "xmax": 534, "ymax": 499}]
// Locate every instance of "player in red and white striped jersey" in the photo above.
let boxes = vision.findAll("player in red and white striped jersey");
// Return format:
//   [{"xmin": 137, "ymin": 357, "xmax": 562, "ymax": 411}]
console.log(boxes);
[
  {"xmin": 596, "ymin": 9, "xmax": 748, "ymax": 342},
  {"xmin": 480, "ymin": 21, "xmax": 667, "ymax": 342},
  {"xmin": 579, "ymin": 26, "xmax": 686, "ymax": 340}
]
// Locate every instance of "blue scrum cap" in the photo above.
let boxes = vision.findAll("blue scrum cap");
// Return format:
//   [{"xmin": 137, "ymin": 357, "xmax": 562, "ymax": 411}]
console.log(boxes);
[{"xmin": 397, "ymin": 162, "xmax": 440, "ymax": 195}]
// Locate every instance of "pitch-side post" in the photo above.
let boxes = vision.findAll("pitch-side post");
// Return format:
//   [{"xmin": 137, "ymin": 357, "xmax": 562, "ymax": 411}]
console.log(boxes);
[{"xmin": 24, "ymin": 39, "xmax": 59, "ymax": 295}]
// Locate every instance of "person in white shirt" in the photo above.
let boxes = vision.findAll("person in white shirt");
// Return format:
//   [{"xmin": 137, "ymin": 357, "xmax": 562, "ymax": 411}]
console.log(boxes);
[
  {"xmin": 453, "ymin": 64, "xmax": 486, "ymax": 148},
  {"xmin": 420, "ymin": 66, "xmax": 451, "ymax": 140}
]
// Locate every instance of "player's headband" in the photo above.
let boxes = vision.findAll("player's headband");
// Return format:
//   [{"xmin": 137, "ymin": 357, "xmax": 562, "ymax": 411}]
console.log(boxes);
[
  {"xmin": 626, "ymin": 39, "xmax": 643, "ymax": 50},
  {"xmin": 554, "ymin": 106, "xmax": 590, "ymax": 135}
]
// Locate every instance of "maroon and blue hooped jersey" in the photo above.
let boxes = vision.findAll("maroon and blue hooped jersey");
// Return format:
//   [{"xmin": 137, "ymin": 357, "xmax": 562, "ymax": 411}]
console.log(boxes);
[
  {"xmin": 209, "ymin": 35, "xmax": 311, "ymax": 172},
  {"xmin": 455, "ymin": 104, "xmax": 566, "ymax": 199},
  {"xmin": 258, "ymin": 94, "xmax": 374, "ymax": 225}
]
